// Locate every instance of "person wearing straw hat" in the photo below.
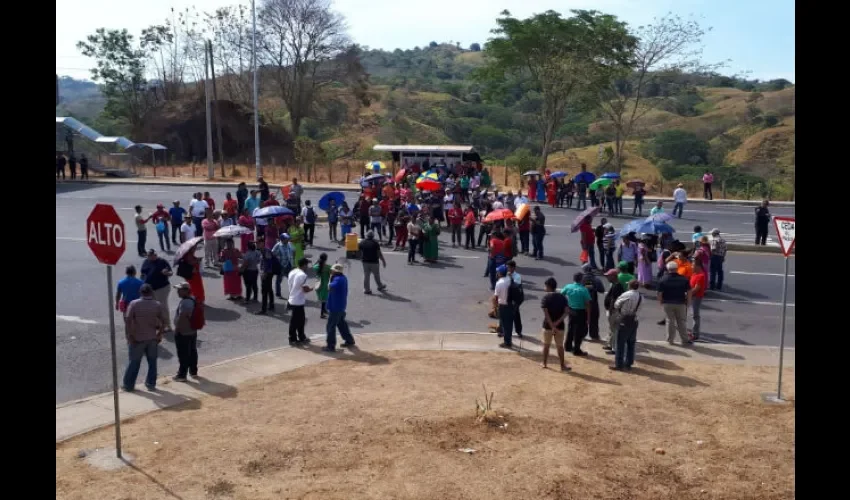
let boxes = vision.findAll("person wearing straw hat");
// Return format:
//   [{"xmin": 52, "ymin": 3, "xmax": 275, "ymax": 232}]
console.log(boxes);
[{"xmin": 324, "ymin": 263, "xmax": 356, "ymax": 352}]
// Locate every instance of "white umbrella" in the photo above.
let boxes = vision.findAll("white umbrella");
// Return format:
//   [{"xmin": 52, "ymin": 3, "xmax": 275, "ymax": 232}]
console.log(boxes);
[
  {"xmin": 214, "ymin": 225, "xmax": 253, "ymax": 238},
  {"xmin": 522, "ymin": 170, "xmax": 540, "ymax": 177}
]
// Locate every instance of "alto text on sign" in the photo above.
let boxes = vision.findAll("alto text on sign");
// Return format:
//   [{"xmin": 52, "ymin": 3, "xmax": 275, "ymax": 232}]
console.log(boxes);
[{"xmin": 86, "ymin": 204, "xmax": 126, "ymax": 266}]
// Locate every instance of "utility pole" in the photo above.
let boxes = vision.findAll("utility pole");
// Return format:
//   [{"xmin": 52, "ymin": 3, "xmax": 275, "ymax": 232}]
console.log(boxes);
[
  {"xmin": 251, "ymin": 0, "xmax": 262, "ymax": 179},
  {"xmin": 204, "ymin": 42, "xmax": 214, "ymax": 180},
  {"xmin": 207, "ymin": 40, "xmax": 226, "ymax": 177}
]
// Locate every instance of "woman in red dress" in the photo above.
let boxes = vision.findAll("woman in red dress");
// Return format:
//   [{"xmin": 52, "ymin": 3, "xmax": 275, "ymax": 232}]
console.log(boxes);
[
  {"xmin": 220, "ymin": 239, "xmax": 243, "ymax": 300},
  {"xmin": 183, "ymin": 251, "xmax": 205, "ymax": 304},
  {"xmin": 546, "ymin": 179, "xmax": 557, "ymax": 207},
  {"xmin": 527, "ymin": 177, "xmax": 537, "ymax": 202}
]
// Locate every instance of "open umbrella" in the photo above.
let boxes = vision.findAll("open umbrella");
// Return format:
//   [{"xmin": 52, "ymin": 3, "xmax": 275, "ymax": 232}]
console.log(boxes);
[
  {"xmin": 570, "ymin": 206, "xmax": 601, "ymax": 233},
  {"xmin": 318, "ymin": 191, "xmax": 345, "ymax": 211},
  {"xmin": 515, "ymin": 203, "xmax": 530, "ymax": 221},
  {"xmin": 394, "ymin": 168, "xmax": 407, "ymax": 183},
  {"xmin": 418, "ymin": 170, "xmax": 440, "ymax": 182},
  {"xmin": 626, "ymin": 179, "xmax": 646, "ymax": 188},
  {"xmin": 601, "ymin": 172, "xmax": 621, "ymax": 179},
  {"xmin": 645, "ymin": 212, "xmax": 673, "ymax": 223},
  {"xmin": 173, "ymin": 236, "xmax": 203, "ymax": 264},
  {"xmin": 484, "ymin": 208, "xmax": 515, "ymax": 224},
  {"xmin": 522, "ymin": 170, "xmax": 540, "ymax": 177},
  {"xmin": 589, "ymin": 177, "xmax": 612, "ymax": 190},
  {"xmin": 416, "ymin": 179, "xmax": 442, "ymax": 192},
  {"xmin": 550, "ymin": 171, "xmax": 567, "ymax": 179},
  {"xmin": 619, "ymin": 219, "xmax": 676, "ymax": 238},
  {"xmin": 253, "ymin": 206, "xmax": 294, "ymax": 219},
  {"xmin": 574, "ymin": 171, "xmax": 596, "ymax": 184},
  {"xmin": 365, "ymin": 161, "xmax": 387, "ymax": 171},
  {"xmin": 214, "ymin": 225, "xmax": 252, "ymax": 238}
]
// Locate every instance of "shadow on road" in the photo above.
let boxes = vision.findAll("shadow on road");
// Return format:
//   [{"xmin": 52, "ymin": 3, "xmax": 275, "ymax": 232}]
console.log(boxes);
[{"xmin": 204, "ymin": 305, "xmax": 241, "ymax": 322}]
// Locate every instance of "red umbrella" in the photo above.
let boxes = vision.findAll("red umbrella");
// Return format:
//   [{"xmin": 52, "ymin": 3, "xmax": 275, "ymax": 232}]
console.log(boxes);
[
  {"xmin": 416, "ymin": 179, "xmax": 442, "ymax": 191},
  {"xmin": 394, "ymin": 168, "xmax": 407, "ymax": 183},
  {"xmin": 484, "ymin": 208, "xmax": 516, "ymax": 224},
  {"xmin": 626, "ymin": 179, "xmax": 646, "ymax": 188}
]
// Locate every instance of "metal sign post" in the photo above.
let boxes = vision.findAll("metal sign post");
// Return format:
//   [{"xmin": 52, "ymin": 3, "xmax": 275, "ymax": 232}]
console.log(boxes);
[
  {"xmin": 764, "ymin": 216, "xmax": 795, "ymax": 403},
  {"xmin": 86, "ymin": 204, "xmax": 127, "ymax": 457}
]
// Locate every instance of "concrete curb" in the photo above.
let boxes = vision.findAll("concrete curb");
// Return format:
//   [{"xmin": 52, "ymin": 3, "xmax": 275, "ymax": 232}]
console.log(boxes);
[
  {"xmin": 69, "ymin": 179, "xmax": 794, "ymax": 207},
  {"xmin": 56, "ymin": 330, "xmax": 794, "ymax": 443}
]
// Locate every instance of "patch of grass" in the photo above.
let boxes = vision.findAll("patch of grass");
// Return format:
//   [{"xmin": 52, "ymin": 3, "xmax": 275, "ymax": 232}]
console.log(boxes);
[{"xmin": 205, "ymin": 479, "xmax": 235, "ymax": 497}]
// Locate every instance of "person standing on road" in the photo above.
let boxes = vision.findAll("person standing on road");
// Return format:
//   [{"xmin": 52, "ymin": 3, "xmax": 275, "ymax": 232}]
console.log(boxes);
[
  {"xmin": 407, "ymin": 216, "xmax": 421, "ymax": 264},
  {"xmin": 313, "ymin": 253, "xmax": 331, "ymax": 319},
  {"xmin": 220, "ymin": 239, "xmax": 243, "ymax": 301},
  {"xmin": 463, "ymin": 205, "xmax": 476, "ymax": 250},
  {"xmin": 615, "ymin": 180, "xmax": 625, "ymax": 214},
  {"xmin": 637, "ymin": 234, "xmax": 653, "ymax": 287},
  {"xmin": 168, "ymin": 201, "xmax": 186, "ymax": 246},
  {"xmin": 179, "ymin": 214, "xmax": 195, "ymax": 244},
  {"xmin": 611, "ymin": 280, "xmax": 643, "ymax": 371},
  {"xmin": 115, "ymin": 265, "xmax": 144, "ymax": 315},
  {"xmin": 448, "ymin": 201, "xmax": 463, "ymax": 248},
  {"xmin": 258, "ymin": 177, "xmax": 270, "ymax": 202},
  {"xmin": 517, "ymin": 211, "xmax": 530, "ymax": 255},
  {"xmin": 579, "ymin": 216, "xmax": 598, "ymax": 270},
  {"xmin": 324, "ymin": 263, "xmax": 356, "ymax": 352},
  {"xmin": 189, "ymin": 193, "xmax": 208, "ymax": 236},
  {"xmin": 287, "ymin": 257, "xmax": 313, "ymax": 345},
  {"xmin": 241, "ymin": 241, "xmax": 260, "ymax": 303},
  {"xmin": 151, "ymin": 204, "xmax": 171, "ymax": 253},
  {"xmin": 272, "ymin": 233, "xmax": 294, "ymax": 300},
  {"xmin": 236, "ymin": 182, "xmax": 249, "ymax": 216},
  {"xmin": 562, "ymin": 272, "xmax": 592, "ymax": 356},
  {"xmin": 201, "ymin": 210, "xmax": 220, "ymax": 268},
  {"xmin": 122, "ymin": 284, "xmax": 167, "ymax": 392},
  {"xmin": 68, "ymin": 154, "xmax": 77, "ymax": 180},
  {"xmin": 302, "ymin": 200, "xmax": 317, "ymax": 247},
  {"xmin": 703, "ymin": 171, "xmax": 714, "ymax": 200},
  {"xmin": 290, "ymin": 178, "xmax": 304, "ymax": 207},
  {"xmin": 493, "ymin": 265, "xmax": 515, "ymax": 349},
  {"xmin": 632, "ymin": 184, "xmax": 646, "ymax": 216},
  {"xmin": 505, "ymin": 261, "xmax": 524, "ymax": 339},
  {"xmin": 223, "ymin": 192, "xmax": 238, "ymax": 225},
  {"xmin": 56, "ymin": 154, "xmax": 67, "ymax": 180},
  {"xmin": 422, "ymin": 216, "xmax": 440, "ymax": 263},
  {"xmin": 134, "ymin": 205, "xmax": 151, "ymax": 258},
  {"xmin": 289, "ymin": 217, "xmax": 306, "ymax": 263},
  {"xmin": 540, "ymin": 277, "xmax": 571, "ymax": 371},
  {"xmin": 581, "ymin": 263, "xmax": 605, "ymax": 342},
  {"xmin": 688, "ymin": 258, "xmax": 707, "ymax": 341},
  {"xmin": 603, "ymin": 269, "xmax": 625, "ymax": 356},
  {"xmin": 368, "ymin": 199, "xmax": 384, "ymax": 242},
  {"xmin": 531, "ymin": 206, "xmax": 546, "ymax": 260},
  {"xmin": 657, "ymin": 261, "xmax": 692, "ymax": 346},
  {"xmin": 595, "ymin": 218, "xmax": 607, "ymax": 264},
  {"xmin": 203, "ymin": 192, "xmax": 216, "ymax": 212},
  {"xmin": 140, "ymin": 249, "xmax": 174, "ymax": 332},
  {"xmin": 79, "ymin": 154, "xmax": 89, "ymax": 180},
  {"xmin": 327, "ymin": 199, "xmax": 339, "ymax": 243},
  {"xmin": 618, "ymin": 234, "xmax": 638, "ymax": 269},
  {"xmin": 708, "ymin": 228, "xmax": 727, "ymax": 290},
  {"xmin": 673, "ymin": 183, "xmax": 687, "ymax": 218},
  {"xmin": 172, "ymin": 282, "xmax": 199, "ymax": 382},
  {"xmin": 650, "ymin": 200, "xmax": 664, "ymax": 216},
  {"xmin": 359, "ymin": 231, "xmax": 387, "ymax": 294},
  {"xmin": 754, "ymin": 200, "xmax": 771, "ymax": 245},
  {"xmin": 603, "ymin": 225, "xmax": 617, "ymax": 271},
  {"xmin": 256, "ymin": 236, "xmax": 276, "ymax": 315},
  {"xmin": 244, "ymin": 190, "xmax": 260, "ymax": 217}
]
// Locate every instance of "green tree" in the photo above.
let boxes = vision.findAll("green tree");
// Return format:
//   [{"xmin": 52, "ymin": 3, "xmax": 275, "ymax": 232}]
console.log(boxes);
[
  {"xmin": 505, "ymin": 147, "xmax": 540, "ymax": 183},
  {"xmin": 475, "ymin": 9, "xmax": 636, "ymax": 168},
  {"xmin": 471, "ymin": 125, "xmax": 510, "ymax": 153},
  {"xmin": 649, "ymin": 130, "xmax": 709, "ymax": 165}
]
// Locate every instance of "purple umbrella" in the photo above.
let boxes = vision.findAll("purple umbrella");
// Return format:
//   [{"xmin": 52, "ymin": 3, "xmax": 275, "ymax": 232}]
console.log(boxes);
[{"xmin": 570, "ymin": 206, "xmax": 601, "ymax": 233}]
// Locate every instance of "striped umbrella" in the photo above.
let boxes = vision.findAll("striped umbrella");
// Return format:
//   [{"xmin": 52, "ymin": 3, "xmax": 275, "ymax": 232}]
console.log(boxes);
[
  {"xmin": 416, "ymin": 178, "xmax": 442, "ymax": 191},
  {"xmin": 417, "ymin": 170, "xmax": 440, "ymax": 182},
  {"xmin": 365, "ymin": 161, "xmax": 387, "ymax": 171}
]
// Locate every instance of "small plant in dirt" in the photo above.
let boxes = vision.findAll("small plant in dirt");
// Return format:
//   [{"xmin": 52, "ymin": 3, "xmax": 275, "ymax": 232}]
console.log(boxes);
[{"xmin": 475, "ymin": 384, "xmax": 506, "ymax": 426}]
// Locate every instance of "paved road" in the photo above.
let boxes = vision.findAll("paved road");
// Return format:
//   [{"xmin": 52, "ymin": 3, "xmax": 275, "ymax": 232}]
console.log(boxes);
[{"xmin": 56, "ymin": 183, "xmax": 795, "ymax": 403}]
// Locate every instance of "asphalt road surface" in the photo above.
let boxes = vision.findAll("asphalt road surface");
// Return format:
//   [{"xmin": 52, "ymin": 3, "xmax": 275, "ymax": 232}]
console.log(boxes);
[{"xmin": 56, "ymin": 183, "xmax": 796, "ymax": 404}]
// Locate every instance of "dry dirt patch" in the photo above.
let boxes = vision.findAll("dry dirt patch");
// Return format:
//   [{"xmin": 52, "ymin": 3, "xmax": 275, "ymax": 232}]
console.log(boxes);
[{"xmin": 56, "ymin": 351, "xmax": 794, "ymax": 500}]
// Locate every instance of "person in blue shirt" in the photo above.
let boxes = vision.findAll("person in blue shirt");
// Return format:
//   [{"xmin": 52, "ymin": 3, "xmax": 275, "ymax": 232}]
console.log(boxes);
[
  {"xmin": 324, "ymin": 263, "xmax": 355, "ymax": 352},
  {"xmin": 168, "ymin": 201, "xmax": 186, "ymax": 246},
  {"xmin": 115, "ymin": 265, "xmax": 144, "ymax": 314},
  {"xmin": 561, "ymin": 272, "xmax": 592, "ymax": 356}
]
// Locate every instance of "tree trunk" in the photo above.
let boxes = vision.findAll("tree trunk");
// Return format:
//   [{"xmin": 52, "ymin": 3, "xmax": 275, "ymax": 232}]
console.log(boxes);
[
  {"xmin": 290, "ymin": 115, "xmax": 302, "ymax": 139},
  {"xmin": 614, "ymin": 130, "xmax": 624, "ymax": 173}
]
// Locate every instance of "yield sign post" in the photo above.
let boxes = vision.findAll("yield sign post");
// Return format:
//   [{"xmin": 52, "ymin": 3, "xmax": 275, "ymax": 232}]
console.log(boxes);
[
  {"xmin": 86, "ymin": 204, "xmax": 126, "ymax": 458},
  {"xmin": 766, "ymin": 216, "xmax": 795, "ymax": 403}
]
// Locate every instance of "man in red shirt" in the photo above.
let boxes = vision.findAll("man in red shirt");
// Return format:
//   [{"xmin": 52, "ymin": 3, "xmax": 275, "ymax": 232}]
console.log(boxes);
[
  {"xmin": 487, "ymin": 231, "xmax": 506, "ymax": 290},
  {"xmin": 463, "ymin": 206, "xmax": 477, "ymax": 249},
  {"xmin": 223, "ymin": 192, "xmax": 238, "ymax": 224},
  {"xmin": 447, "ymin": 202, "xmax": 464, "ymax": 248},
  {"xmin": 579, "ymin": 217, "xmax": 598, "ymax": 269},
  {"xmin": 203, "ymin": 192, "xmax": 215, "ymax": 211},
  {"xmin": 688, "ymin": 258, "xmax": 707, "ymax": 340},
  {"xmin": 517, "ymin": 214, "xmax": 530, "ymax": 255}
]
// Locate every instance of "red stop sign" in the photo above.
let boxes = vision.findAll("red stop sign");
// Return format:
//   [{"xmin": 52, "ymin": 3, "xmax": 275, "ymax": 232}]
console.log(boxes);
[{"xmin": 86, "ymin": 204, "xmax": 126, "ymax": 266}]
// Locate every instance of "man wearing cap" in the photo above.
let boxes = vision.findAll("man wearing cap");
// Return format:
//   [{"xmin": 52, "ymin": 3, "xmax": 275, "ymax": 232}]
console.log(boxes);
[
  {"xmin": 561, "ymin": 272, "xmax": 592, "ymax": 356},
  {"xmin": 708, "ymin": 228, "xmax": 727, "ymax": 290},
  {"xmin": 287, "ymin": 257, "xmax": 314, "ymax": 345},
  {"xmin": 603, "ymin": 269, "xmax": 625, "ymax": 355},
  {"xmin": 324, "ymin": 263, "xmax": 356, "ymax": 352},
  {"xmin": 359, "ymin": 230, "xmax": 387, "ymax": 294},
  {"xmin": 492, "ymin": 264, "xmax": 515, "ymax": 349},
  {"xmin": 673, "ymin": 183, "xmax": 687, "ymax": 218},
  {"xmin": 168, "ymin": 201, "xmax": 186, "ymax": 246},
  {"xmin": 140, "ymin": 249, "xmax": 174, "ymax": 332},
  {"xmin": 272, "ymin": 233, "xmax": 294, "ymax": 299},
  {"xmin": 657, "ymin": 261, "xmax": 691, "ymax": 345},
  {"xmin": 123, "ymin": 283, "xmax": 168, "ymax": 391},
  {"xmin": 172, "ymin": 282, "xmax": 199, "ymax": 381}
]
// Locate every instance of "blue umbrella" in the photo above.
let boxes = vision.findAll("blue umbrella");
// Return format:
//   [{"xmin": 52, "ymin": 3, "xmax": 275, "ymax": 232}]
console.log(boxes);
[
  {"xmin": 550, "ymin": 171, "xmax": 567, "ymax": 179},
  {"xmin": 318, "ymin": 191, "xmax": 345, "ymax": 211},
  {"xmin": 601, "ymin": 172, "xmax": 621, "ymax": 179},
  {"xmin": 253, "ymin": 206, "xmax": 294, "ymax": 219},
  {"xmin": 574, "ymin": 171, "xmax": 596, "ymax": 184},
  {"xmin": 619, "ymin": 219, "xmax": 675, "ymax": 238},
  {"xmin": 646, "ymin": 212, "xmax": 673, "ymax": 223}
]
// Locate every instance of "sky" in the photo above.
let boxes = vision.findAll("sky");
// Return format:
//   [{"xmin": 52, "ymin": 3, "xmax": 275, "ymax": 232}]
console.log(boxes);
[{"xmin": 56, "ymin": 0, "xmax": 794, "ymax": 83}]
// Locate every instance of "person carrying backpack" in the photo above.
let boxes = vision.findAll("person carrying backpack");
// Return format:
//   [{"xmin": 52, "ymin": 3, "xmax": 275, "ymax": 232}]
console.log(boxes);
[
  {"xmin": 506, "ymin": 260, "xmax": 525, "ymax": 339},
  {"xmin": 301, "ymin": 200, "xmax": 317, "ymax": 247},
  {"xmin": 172, "ymin": 282, "xmax": 203, "ymax": 381}
]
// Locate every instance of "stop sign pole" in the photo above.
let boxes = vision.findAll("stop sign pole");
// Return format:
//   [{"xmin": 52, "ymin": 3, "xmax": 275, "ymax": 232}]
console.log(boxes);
[
  {"xmin": 764, "ymin": 216, "xmax": 795, "ymax": 404},
  {"xmin": 86, "ymin": 204, "xmax": 127, "ymax": 458}
]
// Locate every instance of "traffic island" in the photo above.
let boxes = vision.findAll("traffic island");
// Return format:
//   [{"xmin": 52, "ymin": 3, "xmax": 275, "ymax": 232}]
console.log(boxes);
[{"xmin": 56, "ymin": 347, "xmax": 795, "ymax": 500}]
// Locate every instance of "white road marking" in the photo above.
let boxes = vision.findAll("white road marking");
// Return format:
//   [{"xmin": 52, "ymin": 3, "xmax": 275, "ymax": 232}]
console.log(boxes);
[
  {"xmin": 144, "ymin": 190, "xmax": 172, "ymax": 193},
  {"xmin": 730, "ymin": 271, "xmax": 795, "ymax": 278},
  {"xmin": 703, "ymin": 298, "xmax": 795, "ymax": 307},
  {"xmin": 57, "ymin": 315, "xmax": 99, "ymax": 325}
]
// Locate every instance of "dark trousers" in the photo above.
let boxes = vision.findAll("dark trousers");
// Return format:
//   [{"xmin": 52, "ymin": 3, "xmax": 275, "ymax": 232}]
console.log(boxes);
[
  {"xmin": 532, "ymin": 231, "xmax": 544, "ymax": 258},
  {"xmin": 513, "ymin": 304, "xmax": 523, "ymax": 335},
  {"xmin": 465, "ymin": 226, "xmax": 476, "ymax": 249},
  {"xmin": 360, "ymin": 217, "xmax": 369, "ymax": 238},
  {"xmin": 703, "ymin": 183, "xmax": 713, "ymax": 200},
  {"xmin": 387, "ymin": 223, "xmax": 395, "ymax": 243},
  {"xmin": 709, "ymin": 255, "xmax": 724, "ymax": 290},
  {"xmin": 450, "ymin": 224, "xmax": 462, "ymax": 245},
  {"xmin": 408, "ymin": 239, "xmax": 418, "ymax": 262},
  {"xmin": 326, "ymin": 311, "xmax": 354, "ymax": 349},
  {"xmin": 288, "ymin": 304, "xmax": 307, "ymax": 342},
  {"xmin": 57, "ymin": 167, "xmax": 65, "ymax": 179},
  {"xmin": 616, "ymin": 197, "xmax": 623, "ymax": 214},
  {"xmin": 193, "ymin": 217, "xmax": 203, "ymax": 237},
  {"xmin": 519, "ymin": 230, "xmax": 529, "ymax": 254},
  {"xmin": 243, "ymin": 269, "xmax": 259, "ymax": 301},
  {"xmin": 566, "ymin": 194, "xmax": 574, "ymax": 208},
  {"xmin": 175, "ymin": 332, "xmax": 198, "ymax": 377},
  {"xmin": 260, "ymin": 272, "xmax": 275, "ymax": 311},
  {"xmin": 498, "ymin": 304, "xmax": 515, "ymax": 346},
  {"xmin": 576, "ymin": 194, "xmax": 586, "ymax": 211},
  {"xmin": 589, "ymin": 297, "xmax": 600, "ymax": 339},
  {"xmin": 614, "ymin": 318, "xmax": 638, "ymax": 368},
  {"xmin": 566, "ymin": 309, "xmax": 588, "ymax": 353},
  {"xmin": 81, "ymin": 166, "xmax": 88, "ymax": 179},
  {"xmin": 137, "ymin": 230, "xmax": 147, "ymax": 256},
  {"xmin": 304, "ymin": 223, "xmax": 315, "ymax": 246},
  {"xmin": 755, "ymin": 225, "xmax": 768, "ymax": 245},
  {"xmin": 157, "ymin": 227, "xmax": 170, "ymax": 251},
  {"xmin": 606, "ymin": 197, "xmax": 616, "ymax": 214},
  {"xmin": 477, "ymin": 227, "xmax": 490, "ymax": 247},
  {"xmin": 70, "ymin": 166, "xmax": 77, "ymax": 179},
  {"xmin": 605, "ymin": 248, "xmax": 615, "ymax": 270},
  {"xmin": 633, "ymin": 200, "xmax": 643, "ymax": 216},
  {"xmin": 171, "ymin": 223, "xmax": 181, "ymax": 244},
  {"xmin": 370, "ymin": 222, "xmax": 383, "ymax": 241},
  {"xmin": 328, "ymin": 222, "xmax": 338, "ymax": 241}
]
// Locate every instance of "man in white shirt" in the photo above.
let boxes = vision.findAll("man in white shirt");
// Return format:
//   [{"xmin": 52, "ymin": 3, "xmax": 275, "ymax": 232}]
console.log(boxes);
[
  {"xmin": 179, "ymin": 215, "xmax": 195, "ymax": 243},
  {"xmin": 188, "ymin": 192, "xmax": 209, "ymax": 236},
  {"xmin": 672, "ymin": 183, "xmax": 687, "ymax": 219},
  {"xmin": 287, "ymin": 257, "xmax": 313, "ymax": 345},
  {"xmin": 443, "ymin": 189, "xmax": 454, "ymax": 226},
  {"xmin": 491, "ymin": 265, "xmax": 515, "ymax": 349}
]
